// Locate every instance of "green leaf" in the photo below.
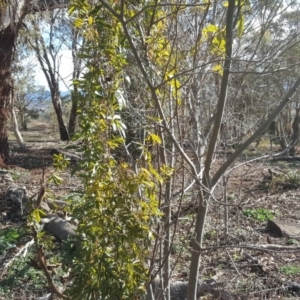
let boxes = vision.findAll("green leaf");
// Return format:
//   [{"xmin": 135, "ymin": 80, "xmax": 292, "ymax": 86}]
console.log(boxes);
[
  {"xmin": 49, "ymin": 174, "xmax": 64, "ymax": 185},
  {"xmin": 32, "ymin": 209, "xmax": 41, "ymax": 223}
]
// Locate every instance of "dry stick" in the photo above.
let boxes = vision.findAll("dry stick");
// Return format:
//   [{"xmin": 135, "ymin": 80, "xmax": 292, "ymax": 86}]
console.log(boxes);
[
  {"xmin": 248, "ymin": 287, "xmax": 287, "ymax": 296},
  {"xmin": 32, "ymin": 170, "xmax": 69, "ymax": 300},
  {"xmin": 242, "ymin": 250, "xmax": 258, "ymax": 264},
  {"xmin": 168, "ymin": 161, "xmax": 188, "ymax": 279},
  {"xmin": 3, "ymin": 239, "xmax": 34, "ymax": 270},
  {"xmin": 201, "ymin": 244, "xmax": 300, "ymax": 252},
  {"xmin": 153, "ymin": 236, "xmax": 300, "ymax": 255},
  {"xmin": 223, "ymin": 176, "xmax": 229, "ymax": 236},
  {"xmin": 226, "ymin": 249, "xmax": 241, "ymax": 276}
]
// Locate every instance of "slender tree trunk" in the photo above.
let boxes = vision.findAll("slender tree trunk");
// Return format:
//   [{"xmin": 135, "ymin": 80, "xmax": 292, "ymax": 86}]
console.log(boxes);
[
  {"xmin": 68, "ymin": 90, "xmax": 78, "ymax": 136},
  {"xmin": 158, "ymin": 126, "xmax": 175, "ymax": 300},
  {"xmin": 68, "ymin": 28, "xmax": 82, "ymax": 136},
  {"xmin": 52, "ymin": 90, "xmax": 69, "ymax": 141},
  {"xmin": 12, "ymin": 108, "xmax": 26, "ymax": 149},
  {"xmin": 19, "ymin": 110, "xmax": 27, "ymax": 130},
  {"xmin": 289, "ymin": 107, "xmax": 300, "ymax": 156},
  {"xmin": 187, "ymin": 0, "xmax": 235, "ymax": 298}
]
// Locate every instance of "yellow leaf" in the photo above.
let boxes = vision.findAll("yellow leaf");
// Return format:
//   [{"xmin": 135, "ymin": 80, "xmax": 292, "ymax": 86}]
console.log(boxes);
[
  {"xmin": 213, "ymin": 64, "xmax": 223, "ymax": 75},
  {"xmin": 146, "ymin": 133, "xmax": 162, "ymax": 145},
  {"xmin": 205, "ymin": 24, "xmax": 218, "ymax": 33},
  {"xmin": 88, "ymin": 16, "xmax": 93, "ymax": 26},
  {"xmin": 160, "ymin": 164, "xmax": 174, "ymax": 177},
  {"xmin": 74, "ymin": 18, "xmax": 84, "ymax": 28}
]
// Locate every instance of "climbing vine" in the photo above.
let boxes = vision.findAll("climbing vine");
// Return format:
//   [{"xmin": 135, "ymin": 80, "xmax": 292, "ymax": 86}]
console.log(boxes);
[{"xmin": 67, "ymin": 1, "xmax": 163, "ymax": 299}]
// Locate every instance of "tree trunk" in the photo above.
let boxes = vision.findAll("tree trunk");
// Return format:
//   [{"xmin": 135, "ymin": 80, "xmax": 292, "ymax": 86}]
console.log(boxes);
[
  {"xmin": 187, "ymin": 0, "xmax": 235, "ymax": 297},
  {"xmin": 68, "ymin": 28, "xmax": 82, "ymax": 136},
  {"xmin": 0, "ymin": 0, "xmax": 29, "ymax": 161},
  {"xmin": 19, "ymin": 110, "xmax": 27, "ymax": 130},
  {"xmin": 12, "ymin": 109, "xmax": 27, "ymax": 149},
  {"xmin": 68, "ymin": 90, "xmax": 78, "ymax": 136},
  {"xmin": 289, "ymin": 108, "xmax": 300, "ymax": 156},
  {"xmin": 52, "ymin": 90, "xmax": 69, "ymax": 141},
  {"xmin": 0, "ymin": 26, "xmax": 16, "ymax": 161}
]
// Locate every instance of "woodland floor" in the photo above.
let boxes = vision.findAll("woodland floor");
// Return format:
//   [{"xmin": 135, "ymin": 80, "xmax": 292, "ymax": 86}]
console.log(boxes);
[{"xmin": 1, "ymin": 122, "xmax": 300, "ymax": 299}]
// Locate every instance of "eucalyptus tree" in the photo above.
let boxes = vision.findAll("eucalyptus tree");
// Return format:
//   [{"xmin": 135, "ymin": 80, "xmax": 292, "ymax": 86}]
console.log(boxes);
[
  {"xmin": 27, "ymin": 10, "xmax": 70, "ymax": 140},
  {"xmin": 13, "ymin": 58, "xmax": 47, "ymax": 130},
  {"xmin": 0, "ymin": 0, "xmax": 67, "ymax": 161},
  {"xmin": 25, "ymin": 7, "xmax": 84, "ymax": 138}
]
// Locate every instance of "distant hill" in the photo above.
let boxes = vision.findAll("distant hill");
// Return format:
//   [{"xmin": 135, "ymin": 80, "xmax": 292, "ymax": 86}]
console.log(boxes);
[{"xmin": 26, "ymin": 90, "xmax": 71, "ymax": 109}]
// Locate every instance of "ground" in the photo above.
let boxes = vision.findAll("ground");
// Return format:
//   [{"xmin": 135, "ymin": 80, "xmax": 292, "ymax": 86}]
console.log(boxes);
[
  {"xmin": 0, "ymin": 122, "xmax": 80, "ymax": 300},
  {"xmin": 1, "ymin": 123, "xmax": 300, "ymax": 299}
]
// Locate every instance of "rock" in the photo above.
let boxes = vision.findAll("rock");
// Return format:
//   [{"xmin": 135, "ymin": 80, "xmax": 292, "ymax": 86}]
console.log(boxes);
[
  {"xmin": 0, "ymin": 170, "xmax": 14, "ymax": 185},
  {"xmin": 6, "ymin": 186, "xmax": 51, "ymax": 217},
  {"xmin": 287, "ymin": 281, "xmax": 300, "ymax": 295},
  {"xmin": 6, "ymin": 186, "xmax": 27, "ymax": 216},
  {"xmin": 150, "ymin": 280, "xmax": 210, "ymax": 300},
  {"xmin": 36, "ymin": 293, "xmax": 52, "ymax": 300},
  {"xmin": 149, "ymin": 279, "xmax": 241, "ymax": 300},
  {"xmin": 267, "ymin": 219, "xmax": 300, "ymax": 238},
  {"xmin": 39, "ymin": 201, "xmax": 51, "ymax": 213},
  {"xmin": 44, "ymin": 216, "xmax": 76, "ymax": 241}
]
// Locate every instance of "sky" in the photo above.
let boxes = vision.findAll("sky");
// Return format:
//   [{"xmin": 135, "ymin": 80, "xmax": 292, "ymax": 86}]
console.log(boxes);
[{"xmin": 35, "ymin": 49, "xmax": 73, "ymax": 92}]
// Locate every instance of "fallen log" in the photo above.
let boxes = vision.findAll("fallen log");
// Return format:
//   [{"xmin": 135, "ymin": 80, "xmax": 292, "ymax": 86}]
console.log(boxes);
[
  {"xmin": 50, "ymin": 148, "xmax": 81, "ymax": 161},
  {"xmin": 44, "ymin": 216, "xmax": 76, "ymax": 241},
  {"xmin": 272, "ymin": 156, "xmax": 300, "ymax": 162}
]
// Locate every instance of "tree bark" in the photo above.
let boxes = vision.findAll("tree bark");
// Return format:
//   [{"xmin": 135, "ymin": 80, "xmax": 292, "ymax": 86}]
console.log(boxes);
[
  {"xmin": 52, "ymin": 89, "xmax": 69, "ymax": 141},
  {"xmin": 0, "ymin": 26, "xmax": 14, "ymax": 161},
  {"xmin": 12, "ymin": 108, "xmax": 27, "ymax": 149},
  {"xmin": 0, "ymin": 0, "xmax": 28, "ymax": 161},
  {"xmin": 68, "ymin": 28, "xmax": 82, "ymax": 136},
  {"xmin": 289, "ymin": 107, "xmax": 300, "ymax": 156},
  {"xmin": 68, "ymin": 94, "xmax": 77, "ymax": 136}
]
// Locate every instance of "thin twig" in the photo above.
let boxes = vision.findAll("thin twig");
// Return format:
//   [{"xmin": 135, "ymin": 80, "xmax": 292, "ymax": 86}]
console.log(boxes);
[
  {"xmin": 3, "ymin": 239, "xmax": 34, "ymax": 269},
  {"xmin": 226, "ymin": 249, "xmax": 241, "ymax": 276}
]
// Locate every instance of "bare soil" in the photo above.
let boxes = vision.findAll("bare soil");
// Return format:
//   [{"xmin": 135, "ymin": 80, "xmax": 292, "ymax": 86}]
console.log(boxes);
[{"xmin": 1, "ymin": 123, "xmax": 300, "ymax": 299}]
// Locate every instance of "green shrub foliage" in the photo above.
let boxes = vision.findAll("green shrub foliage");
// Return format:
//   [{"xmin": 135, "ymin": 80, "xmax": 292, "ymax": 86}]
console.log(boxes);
[{"xmin": 67, "ymin": 1, "xmax": 162, "ymax": 299}]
